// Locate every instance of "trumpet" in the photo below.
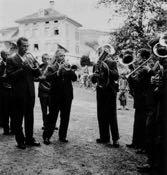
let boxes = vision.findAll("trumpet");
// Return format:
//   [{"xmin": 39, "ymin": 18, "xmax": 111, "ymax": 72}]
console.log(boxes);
[{"xmin": 41, "ymin": 58, "xmax": 77, "ymax": 78}]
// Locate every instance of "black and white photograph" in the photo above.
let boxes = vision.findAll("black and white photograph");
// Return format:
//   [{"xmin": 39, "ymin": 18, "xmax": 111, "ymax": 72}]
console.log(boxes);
[{"xmin": 0, "ymin": 0, "xmax": 167, "ymax": 174}]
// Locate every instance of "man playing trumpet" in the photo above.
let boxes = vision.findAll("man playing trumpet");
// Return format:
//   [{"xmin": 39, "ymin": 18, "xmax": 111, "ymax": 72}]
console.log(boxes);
[
  {"xmin": 43, "ymin": 49, "xmax": 77, "ymax": 144},
  {"xmin": 6, "ymin": 37, "xmax": 41, "ymax": 149}
]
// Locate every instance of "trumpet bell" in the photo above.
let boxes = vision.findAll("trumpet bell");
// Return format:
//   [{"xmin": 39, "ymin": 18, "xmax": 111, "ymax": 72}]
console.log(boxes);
[
  {"xmin": 97, "ymin": 44, "xmax": 115, "ymax": 61},
  {"xmin": 137, "ymin": 48, "xmax": 151, "ymax": 60},
  {"xmin": 153, "ymin": 43, "xmax": 167, "ymax": 58},
  {"xmin": 118, "ymin": 49, "xmax": 134, "ymax": 66}
]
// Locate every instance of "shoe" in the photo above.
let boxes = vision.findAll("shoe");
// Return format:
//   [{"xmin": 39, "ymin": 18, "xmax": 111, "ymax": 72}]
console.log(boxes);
[
  {"xmin": 43, "ymin": 138, "xmax": 51, "ymax": 145},
  {"xmin": 96, "ymin": 138, "xmax": 110, "ymax": 144},
  {"xmin": 59, "ymin": 138, "xmax": 68, "ymax": 143},
  {"xmin": 113, "ymin": 141, "xmax": 120, "ymax": 148},
  {"xmin": 126, "ymin": 143, "xmax": 136, "ymax": 149},
  {"xmin": 17, "ymin": 143, "xmax": 26, "ymax": 149},
  {"xmin": 137, "ymin": 164, "xmax": 152, "ymax": 173},
  {"xmin": 26, "ymin": 139, "xmax": 41, "ymax": 147}
]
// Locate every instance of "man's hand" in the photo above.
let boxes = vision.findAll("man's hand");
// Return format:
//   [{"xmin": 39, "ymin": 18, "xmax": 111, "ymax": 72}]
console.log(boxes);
[{"xmin": 22, "ymin": 61, "xmax": 31, "ymax": 71}]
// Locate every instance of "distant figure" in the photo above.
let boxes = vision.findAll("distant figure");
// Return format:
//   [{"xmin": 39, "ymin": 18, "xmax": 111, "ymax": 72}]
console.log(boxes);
[
  {"xmin": 80, "ymin": 65, "xmax": 89, "ymax": 88},
  {"xmin": 118, "ymin": 73, "xmax": 129, "ymax": 110}
]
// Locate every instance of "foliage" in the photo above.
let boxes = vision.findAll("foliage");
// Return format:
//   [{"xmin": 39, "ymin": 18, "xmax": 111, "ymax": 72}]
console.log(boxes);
[
  {"xmin": 97, "ymin": 0, "xmax": 167, "ymax": 53},
  {"xmin": 80, "ymin": 55, "xmax": 91, "ymax": 67}
]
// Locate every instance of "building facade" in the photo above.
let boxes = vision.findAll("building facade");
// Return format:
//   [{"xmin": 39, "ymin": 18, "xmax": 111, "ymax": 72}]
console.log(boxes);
[{"xmin": 0, "ymin": 0, "xmax": 110, "ymax": 64}]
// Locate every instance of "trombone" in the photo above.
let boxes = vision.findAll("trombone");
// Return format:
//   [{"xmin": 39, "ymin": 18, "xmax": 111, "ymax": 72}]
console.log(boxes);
[{"xmin": 116, "ymin": 48, "xmax": 152, "ymax": 79}]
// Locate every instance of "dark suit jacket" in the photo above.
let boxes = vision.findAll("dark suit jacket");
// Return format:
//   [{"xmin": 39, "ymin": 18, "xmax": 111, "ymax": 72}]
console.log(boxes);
[
  {"xmin": 92, "ymin": 59, "xmax": 119, "ymax": 94},
  {"xmin": 6, "ymin": 54, "xmax": 40, "ymax": 98},
  {"xmin": 38, "ymin": 63, "xmax": 51, "ymax": 97},
  {"xmin": 47, "ymin": 69, "xmax": 77, "ymax": 100}
]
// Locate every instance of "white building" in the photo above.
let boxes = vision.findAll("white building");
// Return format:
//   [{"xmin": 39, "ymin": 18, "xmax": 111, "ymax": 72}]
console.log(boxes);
[{"xmin": 0, "ymin": 0, "xmax": 110, "ymax": 64}]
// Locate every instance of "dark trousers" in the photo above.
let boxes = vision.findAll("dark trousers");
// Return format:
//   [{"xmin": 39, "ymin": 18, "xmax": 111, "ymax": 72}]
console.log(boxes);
[
  {"xmin": 1, "ymin": 88, "xmax": 14, "ymax": 133},
  {"xmin": 96, "ymin": 89, "xmax": 119, "ymax": 142},
  {"xmin": 43, "ymin": 96, "xmax": 72, "ymax": 140},
  {"xmin": 0, "ymin": 89, "xmax": 4, "ymax": 126},
  {"xmin": 13, "ymin": 94, "xmax": 35, "ymax": 144},
  {"xmin": 39, "ymin": 96, "xmax": 49, "ymax": 128},
  {"xmin": 132, "ymin": 108, "xmax": 146, "ymax": 148}
]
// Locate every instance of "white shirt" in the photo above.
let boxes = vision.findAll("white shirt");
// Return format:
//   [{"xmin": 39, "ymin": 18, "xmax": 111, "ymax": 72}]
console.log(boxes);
[{"xmin": 18, "ymin": 53, "xmax": 26, "ymax": 62}]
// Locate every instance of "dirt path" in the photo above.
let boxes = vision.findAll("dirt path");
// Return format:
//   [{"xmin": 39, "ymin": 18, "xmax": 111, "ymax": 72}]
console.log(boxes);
[{"xmin": 0, "ymin": 85, "xmax": 146, "ymax": 175}]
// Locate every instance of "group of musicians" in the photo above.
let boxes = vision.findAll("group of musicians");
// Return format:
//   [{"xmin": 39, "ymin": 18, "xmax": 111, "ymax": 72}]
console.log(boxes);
[
  {"xmin": 0, "ymin": 37, "xmax": 77, "ymax": 149},
  {"xmin": 126, "ymin": 37, "xmax": 167, "ymax": 174},
  {"xmin": 0, "ymin": 35, "xmax": 167, "ymax": 174}
]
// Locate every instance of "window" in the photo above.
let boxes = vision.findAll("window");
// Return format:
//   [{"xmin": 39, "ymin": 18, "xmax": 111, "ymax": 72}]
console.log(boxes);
[
  {"xmin": 34, "ymin": 44, "xmax": 39, "ymax": 51},
  {"xmin": 45, "ymin": 21, "xmax": 49, "ymax": 24},
  {"xmin": 44, "ymin": 27, "xmax": 50, "ymax": 36},
  {"xmin": 54, "ymin": 29, "xmax": 59, "ymax": 35},
  {"xmin": 54, "ymin": 20, "xmax": 58, "ymax": 23},
  {"xmin": 75, "ymin": 45, "xmax": 79, "ymax": 54}
]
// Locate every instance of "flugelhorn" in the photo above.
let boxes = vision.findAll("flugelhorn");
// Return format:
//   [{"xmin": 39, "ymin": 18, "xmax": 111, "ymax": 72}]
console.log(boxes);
[{"xmin": 24, "ymin": 52, "xmax": 40, "ymax": 69}]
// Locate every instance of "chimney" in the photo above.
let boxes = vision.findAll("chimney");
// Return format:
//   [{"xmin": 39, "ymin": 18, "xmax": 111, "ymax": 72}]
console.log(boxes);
[{"xmin": 49, "ymin": 0, "xmax": 55, "ymax": 9}]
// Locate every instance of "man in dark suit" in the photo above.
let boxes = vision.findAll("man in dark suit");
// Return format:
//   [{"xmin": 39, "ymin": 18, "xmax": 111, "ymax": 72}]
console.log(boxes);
[
  {"xmin": 43, "ymin": 49, "xmax": 77, "ymax": 144},
  {"xmin": 91, "ymin": 53, "xmax": 120, "ymax": 147},
  {"xmin": 0, "ymin": 51, "xmax": 14, "ymax": 135},
  {"xmin": 6, "ymin": 37, "xmax": 41, "ymax": 149},
  {"xmin": 38, "ymin": 53, "xmax": 51, "ymax": 130}
]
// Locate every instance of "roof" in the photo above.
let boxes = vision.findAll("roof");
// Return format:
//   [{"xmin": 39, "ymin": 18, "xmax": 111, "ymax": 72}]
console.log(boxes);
[
  {"xmin": 15, "ymin": 8, "xmax": 82, "ymax": 27},
  {"xmin": 0, "ymin": 26, "xmax": 19, "ymax": 42},
  {"xmin": 0, "ymin": 26, "xmax": 18, "ymax": 33},
  {"xmin": 79, "ymin": 28, "xmax": 110, "ymax": 35}
]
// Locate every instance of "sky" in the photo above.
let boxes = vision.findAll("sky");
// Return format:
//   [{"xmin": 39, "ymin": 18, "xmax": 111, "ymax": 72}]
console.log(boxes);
[{"xmin": 0, "ymin": 0, "xmax": 125, "ymax": 31}]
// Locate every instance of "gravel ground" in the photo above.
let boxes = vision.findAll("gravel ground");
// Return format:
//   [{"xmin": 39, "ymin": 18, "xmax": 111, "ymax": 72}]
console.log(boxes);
[{"xmin": 0, "ymin": 84, "xmax": 147, "ymax": 175}]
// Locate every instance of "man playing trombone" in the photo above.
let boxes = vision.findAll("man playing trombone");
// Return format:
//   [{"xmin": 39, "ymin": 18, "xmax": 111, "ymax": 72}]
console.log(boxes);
[
  {"xmin": 6, "ymin": 37, "xmax": 41, "ymax": 149},
  {"xmin": 91, "ymin": 44, "xmax": 120, "ymax": 147}
]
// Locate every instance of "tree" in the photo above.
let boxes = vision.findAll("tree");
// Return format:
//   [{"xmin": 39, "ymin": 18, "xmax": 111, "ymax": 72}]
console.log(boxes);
[{"xmin": 97, "ymin": 0, "xmax": 167, "ymax": 53}]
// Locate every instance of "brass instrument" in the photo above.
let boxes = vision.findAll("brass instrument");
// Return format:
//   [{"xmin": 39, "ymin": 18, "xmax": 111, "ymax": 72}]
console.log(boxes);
[
  {"xmin": 126, "ymin": 48, "xmax": 152, "ymax": 79},
  {"xmin": 24, "ymin": 52, "xmax": 40, "ymax": 69},
  {"xmin": 153, "ymin": 42, "xmax": 167, "ymax": 58},
  {"xmin": 118, "ymin": 49, "xmax": 135, "ymax": 66},
  {"xmin": 41, "ymin": 57, "xmax": 77, "ymax": 78},
  {"xmin": 92, "ymin": 44, "xmax": 115, "ymax": 88}
]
